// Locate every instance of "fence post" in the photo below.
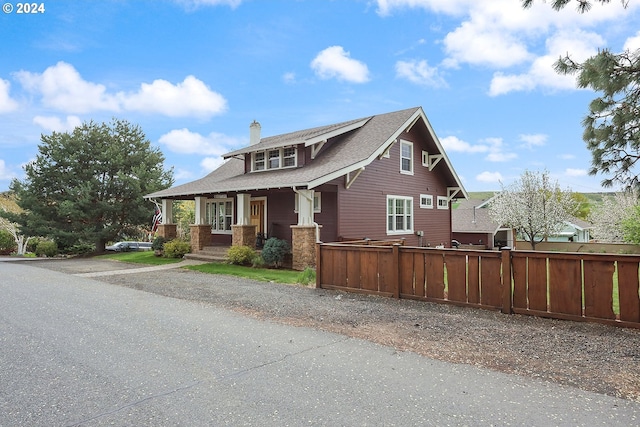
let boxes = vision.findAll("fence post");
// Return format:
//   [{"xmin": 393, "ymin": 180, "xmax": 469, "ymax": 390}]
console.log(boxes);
[
  {"xmin": 315, "ymin": 242, "xmax": 321, "ymax": 289},
  {"xmin": 501, "ymin": 247, "xmax": 512, "ymax": 314},
  {"xmin": 392, "ymin": 243, "xmax": 400, "ymax": 298}
]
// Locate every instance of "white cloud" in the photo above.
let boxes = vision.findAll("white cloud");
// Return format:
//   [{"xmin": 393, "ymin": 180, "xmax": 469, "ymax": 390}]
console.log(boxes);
[
  {"xmin": 489, "ymin": 29, "xmax": 604, "ymax": 96},
  {"xmin": 0, "ymin": 79, "xmax": 19, "ymax": 114},
  {"xmin": 624, "ymin": 31, "xmax": 640, "ymax": 52},
  {"xmin": 33, "ymin": 115, "xmax": 82, "ymax": 132},
  {"xmin": 558, "ymin": 153, "xmax": 576, "ymax": 160},
  {"xmin": 282, "ymin": 72, "xmax": 296, "ymax": 84},
  {"xmin": 158, "ymin": 128, "xmax": 243, "ymax": 155},
  {"xmin": 0, "ymin": 159, "xmax": 16, "ymax": 180},
  {"xmin": 440, "ymin": 135, "xmax": 488, "ymax": 153},
  {"xmin": 395, "ymin": 60, "xmax": 447, "ymax": 88},
  {"xmin": 120, "ymin": 75, "xmax": 227, "ymax": 118},
  {"xmin": 14, "ymin": 62, "xmax": 227, "ymax": 118},
  {"xmin": 310, "ymin": 46, "xmax": 370, "ymax": 83},
  {"xmin": 15, "ymin": 61, "xmax": 120, "ymax": 113},
  {"xmin": 519, "ymin": 133, "xmax": 547, "ymax": 149},
  {"xmin": 476, "ymin": 171, "xmax": 503, "ymax": 183},
  {"xmin": 443, "ymin": 23, "xmax": 531, "ymax": 68},
  {"xmin": 201, "ymin": 157, "xmax": 225, "ymax": 172},
  {"xmin": 565, "ymin": 168, "xmax": 587, "ymax": 177},
  {"xmin": 480, "ymin": 137, "xmax": 517, "ymax": 162}
]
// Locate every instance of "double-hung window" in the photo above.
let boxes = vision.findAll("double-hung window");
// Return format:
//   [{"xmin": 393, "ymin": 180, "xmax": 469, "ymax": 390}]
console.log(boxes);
[
  {"xmin": 252, "ymin": 147, "xmax": 297, "ymax": 171},
  {"xmin": 400, "ymin": 140, "xmax": 413, "ymax": 175},
  {"xmin": 387, "ymin": 196, "xmax": 413, "ymax": 234}
]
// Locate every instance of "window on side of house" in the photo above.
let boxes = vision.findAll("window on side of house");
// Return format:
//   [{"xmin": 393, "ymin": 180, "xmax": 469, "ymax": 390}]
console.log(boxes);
[
  {"xmin": 400, "ymin": 140, "xmax": 413, "ymax": 175},
  {"xmin": 268, "ymin": 149, "xmax": 280, "ymax": 169},
  {"xmin": 294, "ymin": 192, "xmax": 321, "ymax": 213},
  {"xmin": 422, "ymin": 151, "xmax": 429, "ymax": 167},
  {"xmin": 420, "ymin": 194, "xmax": 433, "ymax": 209},
  {"xmin": 206, "ymin": 199, "xmax": 234, "ymax": 232},
  {"xmin": 437, "ymin": 196, "xmax": 449, "ymax": 210},
  {"xmin": 387, "ymin": 195, "xmax": 413, "ymax": 234}
]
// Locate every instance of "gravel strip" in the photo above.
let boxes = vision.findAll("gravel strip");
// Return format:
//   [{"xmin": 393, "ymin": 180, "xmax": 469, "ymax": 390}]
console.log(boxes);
[{"xmin": 31, "ymin": 259, "xmax": 640, "ymax": 402}]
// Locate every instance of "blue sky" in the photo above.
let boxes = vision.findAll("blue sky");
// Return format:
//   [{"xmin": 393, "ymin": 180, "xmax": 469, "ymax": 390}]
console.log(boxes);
[{"xmin": 1, "ymin": 0, "xmax": 639, "ymax": 194}]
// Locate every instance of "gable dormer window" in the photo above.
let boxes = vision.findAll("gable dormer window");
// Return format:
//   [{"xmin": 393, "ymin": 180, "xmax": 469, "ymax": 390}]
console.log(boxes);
[{"xmin": 252, "ymin": 147, "xmax": 298, "ymax": 172}]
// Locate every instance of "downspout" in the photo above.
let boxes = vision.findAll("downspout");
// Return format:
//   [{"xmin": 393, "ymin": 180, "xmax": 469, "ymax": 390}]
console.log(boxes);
[{"xmin": 292, "ymin": 186, "xmax": 321, "ymax": 243}]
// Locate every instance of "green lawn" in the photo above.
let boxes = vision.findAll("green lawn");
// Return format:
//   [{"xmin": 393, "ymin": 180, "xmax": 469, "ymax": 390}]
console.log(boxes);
[
  {"xmin": 184, "ymin": 263, "xmax": 311, "ymax": 285},
  {"xmin": 97, "ymin": 251, "xmax": 314, "ymax": 285},
  {"xmin": 97, "ymin": 251, "xmax": 183, "ymax": 265}
]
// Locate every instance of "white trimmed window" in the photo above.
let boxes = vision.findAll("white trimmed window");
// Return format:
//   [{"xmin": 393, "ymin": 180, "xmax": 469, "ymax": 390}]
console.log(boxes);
[
  {"xmin": 206, "ymin": 199, "xmax": 234, "ymax": 232},
  {"xmin": 437, "ymin": 196, "xmax": 449, "ymax": 210},
  {"xmin": 387, "ymin": 196, "xmax": 413, "ymax": 234},
  {"xmin": 400, "ymin": 140, "xmax": 413, "ymax": 175},
  {"xmin": 252, "ymin": 147, "xmax": 297, "ymax": 171},
  {"xmin": 420, "ymin": 194, "xmax": 433, "ymax": 209}
]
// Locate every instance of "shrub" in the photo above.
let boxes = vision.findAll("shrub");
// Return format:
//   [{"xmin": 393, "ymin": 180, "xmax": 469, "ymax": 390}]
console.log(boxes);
[
  {"xmin": 227, "ymin": 245, "xmax": 257, "ymax": 265},
  {"xmin": 65, "ymin": 243, "xmax": 95, "ymax": 255},
  {"xmin": 297, "ymin": 267, "xmax": 316, "ymax": 286},
  {"xmin": 261, "ymin": 237, "xmax": 290, "ymax": 267},
  {"xmin": 163, "ymin": 239, "xmax": 191, "ymax": 258},
  {"xmin": 35, "ymin": 240, "xmax": 58, "ymax": 258},
  {"xmin": 251, "ymin": 254, "xmax": 266, "ymax": 268},
  {"xmin": 26, "ymin": 236, "xmax": 46, "ymax": 253},
  {"xmin": 152, "ymin": 236, "xmax": 167, "ymax": 251},
  {"xmin": 0, "ymin": 230, "xmax": 16, "ymax": 255}
]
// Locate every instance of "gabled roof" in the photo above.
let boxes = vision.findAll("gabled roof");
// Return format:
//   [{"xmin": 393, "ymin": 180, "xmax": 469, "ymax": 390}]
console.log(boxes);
[
  {"xmin": 452, "ymin": 199, "xmax": 502, "ymax": 234},
  {"xmin": 146, "ymin": 106, "xmax": 467, "ymax": 199}
]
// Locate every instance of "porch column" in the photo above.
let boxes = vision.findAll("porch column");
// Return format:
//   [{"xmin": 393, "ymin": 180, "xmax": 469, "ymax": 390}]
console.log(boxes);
[
  {"xmin": 190, "ymin": 196, "xmax": 211, "ymax": 251},
  {"xmin": 157, "ymin": 199, "xmax": 177, "ymax": 239},
  {"xmin": 232, "ymin": 193, "xmax": 256, "ymax": 247},
  {"xmin": 194, "ymin": 196, "xmax": 207, "ymax": 225},
  {"xmin": 292, "ymin": 189, "xmax": 318, "ymax": 270},
  {"xmin": 296, "ymin": 189, "xmax": 314, "ymax": 225},
  {"xmin": 237, "ymin": 194, "xmax": 251, "ymax": 225}
]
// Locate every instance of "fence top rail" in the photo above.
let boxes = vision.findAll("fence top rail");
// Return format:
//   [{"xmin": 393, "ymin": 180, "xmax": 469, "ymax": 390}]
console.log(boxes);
[
  {"xmin": 512, "ymin": 249, "xmax": 640, "ymax": 262},
  {"xmin": 400, "ymin": 246, "xmax": 503, "ymax": 257}
]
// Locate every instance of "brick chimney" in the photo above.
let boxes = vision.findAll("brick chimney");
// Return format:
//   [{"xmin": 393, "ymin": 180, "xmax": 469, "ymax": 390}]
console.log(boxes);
[{"xmin": 250, "ymin": 120, "xmax": 261, "ymax": 145}]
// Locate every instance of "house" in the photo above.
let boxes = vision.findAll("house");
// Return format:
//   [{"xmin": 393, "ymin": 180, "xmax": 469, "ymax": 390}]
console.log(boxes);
[
  {"xmin": 452, "ymin": 198, "xmax": 514, "ymax": 249},
  {"xmin": 145, "ymin": 106, "xmax": 467, "ymax": 269},
  {"xmin": 519, "ymin": 216, "xmax": 592, "ymax": 243}
]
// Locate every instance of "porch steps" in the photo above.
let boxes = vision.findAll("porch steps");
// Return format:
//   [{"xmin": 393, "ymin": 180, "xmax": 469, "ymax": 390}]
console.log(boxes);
[{"xmin": 184, "ymin": 245, "xmax": 230, "ymax": 263}]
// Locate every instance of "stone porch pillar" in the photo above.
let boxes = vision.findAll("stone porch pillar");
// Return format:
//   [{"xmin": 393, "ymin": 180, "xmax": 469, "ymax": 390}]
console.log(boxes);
[
  {"xmin": 232, "ymin": 224, "xmax": 257, "ymax": 248},
  {"xmin": 156, "ymin": 224, "xmax": 177, "ymax": 240},
  {"xmin": 291, "ymin": 225, "xmax": 320, "ymax": 271},
  {"xmin": 190, "ymin": 225, "xmax": 212, "ymax": 251}
]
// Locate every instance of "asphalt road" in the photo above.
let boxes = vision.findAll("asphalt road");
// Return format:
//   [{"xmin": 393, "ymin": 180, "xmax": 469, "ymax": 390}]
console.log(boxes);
[{"xmin": 1, "ymin": 262, "xmax": 639, "ymax": 426}]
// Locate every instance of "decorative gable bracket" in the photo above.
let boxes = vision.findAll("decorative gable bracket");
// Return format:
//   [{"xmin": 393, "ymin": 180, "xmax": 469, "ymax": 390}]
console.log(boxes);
[
  {"xmin": 426, "ymin": 154, "xmax": 443, "ymax": 171},
  {"xmin": 311, "ymin": 140, "xmax": 327, "ymax": 159},
  {"xmin": 345, "ymin": 167, "xmax": 365, "ymax": 189},
  {"xmin": 447, "ymin": 187, "xmax": 462, "ymax": 201}
]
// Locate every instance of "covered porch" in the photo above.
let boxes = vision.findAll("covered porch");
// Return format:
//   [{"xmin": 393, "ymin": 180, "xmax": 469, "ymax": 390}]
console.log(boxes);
[{"xmin": 154, "ymin": 188, "xmax": 321, "ymax": 270}]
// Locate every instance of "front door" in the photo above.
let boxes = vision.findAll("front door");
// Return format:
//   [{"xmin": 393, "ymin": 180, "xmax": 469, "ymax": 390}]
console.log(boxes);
[{"xmin": 250, "ymin": 200, "xmax": 264, "ymax": 235}]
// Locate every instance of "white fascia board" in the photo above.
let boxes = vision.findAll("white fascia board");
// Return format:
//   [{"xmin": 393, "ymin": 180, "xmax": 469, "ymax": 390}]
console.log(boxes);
[
  {"xmin": 304, "ymin": 118, "xmax": 370, "ymax": 147},
  {"xmin": 418, "ymin": 108, "xmax": 469, "ymax": 200}
]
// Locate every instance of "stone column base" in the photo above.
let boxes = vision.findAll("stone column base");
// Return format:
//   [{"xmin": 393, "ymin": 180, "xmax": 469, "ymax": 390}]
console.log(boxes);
[
  {"xmin": 157, "ymin": 224, "xmax": 177, "ymax": 240},
  {"xmin": 232, "ymin": 224, "xmax": 257, "ymax": 248},
  {"xmin": 190, "ymin": 225, "xmax": 212, "ymax": 251},
  {"xmin": 291, "ymin": 225, "xmax": 320, "ymax": 271}
]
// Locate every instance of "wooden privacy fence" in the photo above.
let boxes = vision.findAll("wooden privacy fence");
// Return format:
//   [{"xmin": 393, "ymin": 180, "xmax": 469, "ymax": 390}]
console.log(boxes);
[{"xmin": 316, "ymin": 243, "xmax": 640, "ymax": 329}]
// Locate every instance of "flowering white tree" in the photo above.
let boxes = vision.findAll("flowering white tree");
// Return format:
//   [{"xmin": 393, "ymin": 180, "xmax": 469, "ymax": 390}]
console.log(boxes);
[
  {"xmin": 488, "ymin": 170, "xmax": 577, "ymax": 250},
  {"xmin": 588, "ymin": 191, "xmax": 638, "ymax": 242}
]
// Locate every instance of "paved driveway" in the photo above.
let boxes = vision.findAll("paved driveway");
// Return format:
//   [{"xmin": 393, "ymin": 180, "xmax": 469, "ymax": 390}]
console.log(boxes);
[{"xmin": 1, "ymin": 261, "xmax": 639, "ymax": 426}]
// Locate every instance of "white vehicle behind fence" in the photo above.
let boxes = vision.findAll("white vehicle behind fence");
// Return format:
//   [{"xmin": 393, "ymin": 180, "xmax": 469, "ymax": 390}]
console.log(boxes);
[{"xmin": 105, "ymin": 241, "xmax": 152, "ymax": 252}]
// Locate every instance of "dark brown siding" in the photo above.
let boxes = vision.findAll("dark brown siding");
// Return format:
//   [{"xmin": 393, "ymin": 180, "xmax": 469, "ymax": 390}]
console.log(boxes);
[
  {"xmin": 314, "ymin": 184, "xmax": 338, "ymax": 242},
  {"xmin": 336, "ymin": 130, "xmax": 454, "ymax": 247},
  {"xmin": 265, "ymin": 190, "xmax": 296, "ymax": 243}
]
